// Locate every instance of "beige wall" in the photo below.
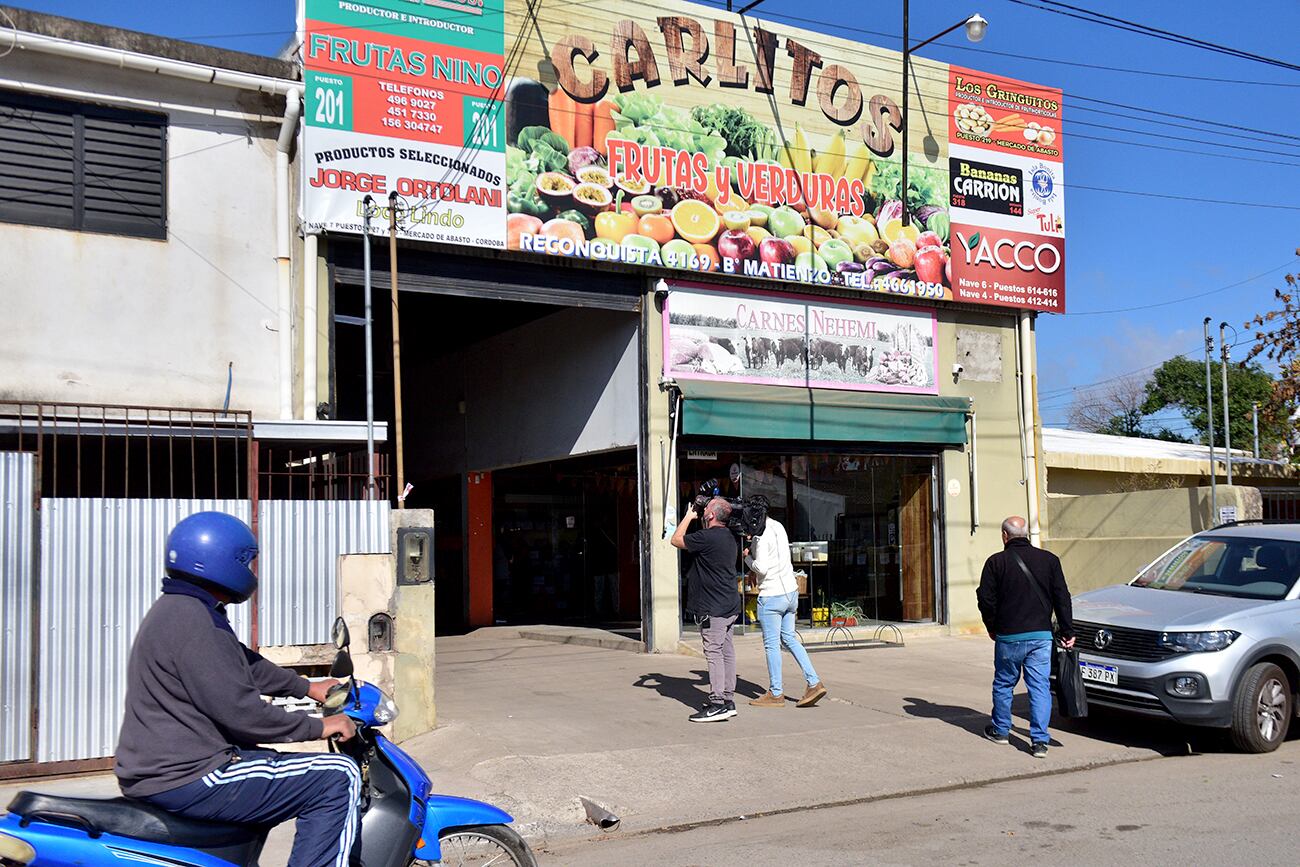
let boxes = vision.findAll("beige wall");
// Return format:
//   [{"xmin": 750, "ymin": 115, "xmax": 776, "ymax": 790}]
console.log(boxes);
[
  {"xmin": 937, "ymin": 309, "xmax": 1037, "ymax": 632},
  {"xmin": 1044, "ymin": 485, "xmax": 1262, "ymax": 594},
  {"xmin": 643, "ymin": 289, "xmax": 1033, "ymax": 643}
]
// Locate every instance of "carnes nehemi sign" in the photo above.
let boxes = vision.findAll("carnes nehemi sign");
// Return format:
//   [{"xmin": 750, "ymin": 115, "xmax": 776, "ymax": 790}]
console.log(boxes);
[{"xmin": 299, "ymin": 0, "xmax": 1065, "ymax": 312}]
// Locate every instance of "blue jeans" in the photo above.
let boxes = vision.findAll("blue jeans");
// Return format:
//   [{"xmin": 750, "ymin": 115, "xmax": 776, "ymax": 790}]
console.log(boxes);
[
  {"xmin": 991, "ymin": 638, "xmax": 1053, "ymax": 744},
  {"xmin": 757, "ymin": 592, "xmax": 819, "ymax": 696}
]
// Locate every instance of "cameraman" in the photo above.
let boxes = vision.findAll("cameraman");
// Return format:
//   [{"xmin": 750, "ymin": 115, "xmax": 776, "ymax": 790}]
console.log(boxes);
[{"xmin": 671, "ymin": 497, "xmax": 741, "ymax": 723}]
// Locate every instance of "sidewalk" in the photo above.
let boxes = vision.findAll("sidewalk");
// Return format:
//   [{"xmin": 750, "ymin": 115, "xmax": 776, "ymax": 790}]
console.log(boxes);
[
  {"xmin": 406, "ymin": 629, "xmax": 1188, "ymax": 849},
  {"xmin": 1, "ymin": 630, "xmax": 1191, "ymax": 858}
]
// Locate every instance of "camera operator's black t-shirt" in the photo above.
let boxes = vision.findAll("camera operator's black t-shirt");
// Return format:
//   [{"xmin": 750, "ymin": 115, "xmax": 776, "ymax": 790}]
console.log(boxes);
[{"xmin": 684, "ymin": 526, "xmax": 740, "ymax": 618}]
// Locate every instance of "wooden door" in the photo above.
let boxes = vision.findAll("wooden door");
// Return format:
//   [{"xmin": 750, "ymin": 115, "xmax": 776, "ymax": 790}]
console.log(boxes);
[{"xmin": 900, "ymin": 473, "xmax": 935, "ymax": 621}]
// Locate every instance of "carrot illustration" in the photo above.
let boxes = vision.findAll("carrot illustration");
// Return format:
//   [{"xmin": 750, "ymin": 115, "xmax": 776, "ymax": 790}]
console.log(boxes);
[
  {"xmin": 574, "ymin": 99, "xmax": 594, "ymax": 150},
  {"xmin": 593, "ymin": 99, "xmax": 617, "ymax": 156},
  {"xmin": 548, "ymin": 87, "xmax": 576, "ymax": 148}
]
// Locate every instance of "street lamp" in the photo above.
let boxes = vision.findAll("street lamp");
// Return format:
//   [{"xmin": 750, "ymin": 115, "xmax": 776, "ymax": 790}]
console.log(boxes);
[{"xmin": 901, "ymin": 5, "xmax": 988, "ymax": 225}]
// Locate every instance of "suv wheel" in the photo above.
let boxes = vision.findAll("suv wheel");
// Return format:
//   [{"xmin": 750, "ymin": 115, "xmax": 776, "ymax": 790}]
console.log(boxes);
[{"xmin": 1230, "ymin": 662, "xmax": 1293, "ymax": 753}]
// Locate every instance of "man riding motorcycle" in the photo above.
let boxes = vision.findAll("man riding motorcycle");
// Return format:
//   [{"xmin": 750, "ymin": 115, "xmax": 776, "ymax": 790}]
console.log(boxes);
[{"xmin": 114, "ymin": 511, "xmax": 360, "ymax": 867}]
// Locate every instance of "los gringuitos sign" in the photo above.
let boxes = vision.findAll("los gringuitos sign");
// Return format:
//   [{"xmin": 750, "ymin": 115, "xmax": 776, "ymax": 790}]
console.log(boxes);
[{"xmin": 299, "ymin": 0, "xmax": 1066, "ymax": 312}]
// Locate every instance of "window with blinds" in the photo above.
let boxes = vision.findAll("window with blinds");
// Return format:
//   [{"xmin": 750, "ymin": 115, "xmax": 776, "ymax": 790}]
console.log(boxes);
[{"xmin": 0, "ymin": 90, "xmax": 167, "ymax": 239}]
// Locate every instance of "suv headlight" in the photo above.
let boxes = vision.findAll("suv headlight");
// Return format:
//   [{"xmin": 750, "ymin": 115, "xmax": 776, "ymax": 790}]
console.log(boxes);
[
  {"xmin": 373, "ymin": 691, "xmax": 400, "ymax": 725},
  {"xmin": 1159, "ymin": 630, "xmax": 1240, "ymax": 653}
]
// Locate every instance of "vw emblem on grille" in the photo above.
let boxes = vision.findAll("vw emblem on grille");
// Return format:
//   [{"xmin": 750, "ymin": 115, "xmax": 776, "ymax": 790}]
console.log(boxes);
[{"xmin": 1094, "ymin": 629, "xmax": 1114, "ymax": 650}]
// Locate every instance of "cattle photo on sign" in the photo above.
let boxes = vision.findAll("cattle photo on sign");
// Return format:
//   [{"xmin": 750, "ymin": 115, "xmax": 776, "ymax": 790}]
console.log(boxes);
[{"xmin": 665, "ymin": 287, "xmax": 937, "ymax": 394}]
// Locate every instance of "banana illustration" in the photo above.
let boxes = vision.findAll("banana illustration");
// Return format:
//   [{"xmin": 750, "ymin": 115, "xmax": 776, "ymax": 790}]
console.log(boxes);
[
  {"xmin": 814, "ymin": 129, "xmax": 846, "ymax": 177},
  {"xmin": 791, "ymin": 123, "xmax": 813, "ymax": 175},
  {"xmin": 843, "ymin": 140, "xmax": 871, "ymax": 184}
]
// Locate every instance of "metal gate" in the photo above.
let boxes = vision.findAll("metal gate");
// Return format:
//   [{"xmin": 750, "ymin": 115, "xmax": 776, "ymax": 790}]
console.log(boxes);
[
  {"xmin": 1, "ymin": 452, "xmax": 35, "ymax": 763},
  {"xmin": 36, "ymin": 498, "xmax": 252, "ymax": 764},
  {"xmin": 258, "ymin": 500, "xmax": 391, "ymax": 647},
  {"xmin": 1, "ymin": 402, "xmax": 392, "ymax": 775}
]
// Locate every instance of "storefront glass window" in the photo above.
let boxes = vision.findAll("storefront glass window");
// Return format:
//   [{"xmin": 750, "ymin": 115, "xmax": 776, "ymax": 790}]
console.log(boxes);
[{"xmin": 679, "ymin": 450, "xmax": 939, "ymax": 630}]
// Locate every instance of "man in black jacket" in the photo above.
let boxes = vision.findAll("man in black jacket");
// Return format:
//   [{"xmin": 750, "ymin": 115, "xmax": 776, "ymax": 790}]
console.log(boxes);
[{"xmin": 976, "ymin": 515, "xmax": 1075, "ymax": 758}]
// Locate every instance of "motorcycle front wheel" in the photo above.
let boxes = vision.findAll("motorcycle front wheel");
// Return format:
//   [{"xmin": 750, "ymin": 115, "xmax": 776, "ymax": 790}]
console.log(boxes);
[{"xmin": 415, "ymin": 823, "xmax": 537, "ymax": 867}]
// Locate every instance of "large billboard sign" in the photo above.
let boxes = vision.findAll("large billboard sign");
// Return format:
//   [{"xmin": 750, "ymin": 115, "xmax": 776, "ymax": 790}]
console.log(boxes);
[
  {"xmin": 300, "ymin": 0, "xmax": 1065, "ymax": 311},
  {"xmin": 301, "ymin": 0, "xmax": 507, "ymax": 247}
]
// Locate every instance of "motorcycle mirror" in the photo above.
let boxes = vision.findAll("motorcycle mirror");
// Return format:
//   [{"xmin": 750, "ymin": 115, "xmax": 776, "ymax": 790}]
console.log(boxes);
[
  {"xmin": 321, "ymin": 682, "xmax": 351, "ymax": 712},
  {"xmin": 329, "ymin": 649, "xmax": 354, "ymax": 679},
  {"xmin": 332, "ymin": 617, "xmax": 351, "ymax": 650}
]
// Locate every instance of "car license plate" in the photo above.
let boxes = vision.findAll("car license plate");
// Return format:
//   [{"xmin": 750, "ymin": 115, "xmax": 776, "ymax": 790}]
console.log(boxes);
[{"xmin": 1080, "ymin": 661, "xmax": 1118, "ymax": 686}]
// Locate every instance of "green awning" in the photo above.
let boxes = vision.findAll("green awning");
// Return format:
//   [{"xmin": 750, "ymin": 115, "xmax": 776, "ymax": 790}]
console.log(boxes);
[{"xmin": 678, "ymin": 380, "xmax": 969, "ymax": 445}]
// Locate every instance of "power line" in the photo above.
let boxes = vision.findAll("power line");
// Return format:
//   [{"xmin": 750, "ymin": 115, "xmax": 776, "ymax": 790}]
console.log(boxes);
[
  {"xmin": 1038, "ymin": 328, "xmax": 1286, "ymax": 407},
  {"xmin": 1062, "ymin": 260, "xmax": 1299, "ymax": 317},
  {"xmin": 1004, "ymin": 0, "xmax": 1300, "ymax": 73}
]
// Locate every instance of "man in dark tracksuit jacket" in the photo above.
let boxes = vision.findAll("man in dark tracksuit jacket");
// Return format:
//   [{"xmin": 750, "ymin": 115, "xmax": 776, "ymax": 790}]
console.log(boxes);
[
  {"xmin": 115, "ymin": 512, "xmax": 358, "ymax": 867},
  {"xmin": 976, "ymin": 515, "xmax": 1075, "ymax": 758}
]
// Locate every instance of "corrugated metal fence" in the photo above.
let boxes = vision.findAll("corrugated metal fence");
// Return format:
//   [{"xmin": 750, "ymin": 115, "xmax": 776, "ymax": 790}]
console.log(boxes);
[
  {"xmin": 257, "ymin": 500, "xmax": 391, "ymax": 646},
  {"xmin": 37, "ymin": 499, "xmax": 252, "ymax": 764},
  {"xmin": 30, "ymin": 497, "xmax": 389, "ymax": 764},
  {"xmin": 1, "ymin": 453, "xmax": 35, "ymax": 763}
]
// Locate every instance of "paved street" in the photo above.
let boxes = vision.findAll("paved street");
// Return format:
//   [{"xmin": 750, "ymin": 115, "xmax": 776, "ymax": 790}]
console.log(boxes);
[
  {"xmin": 543, "ymin": 744, "xmax": 1300, "ymax": 865},
  {"xmin": 403, "ymin": 629, "xmax": 1198, "ymax": 842},
  {"xmin": 0, "ymin": 629, "xmax": 1248, "ymax": 863}
]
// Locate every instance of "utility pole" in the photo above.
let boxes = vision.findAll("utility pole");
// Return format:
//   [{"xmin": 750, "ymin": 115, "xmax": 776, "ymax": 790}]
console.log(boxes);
[
  {"xmin": 1203, "ymin": 318, "xmax": 1217, "ymax": 516},
  {"xmin": 901, "ymin": 0, "xmax": 909, "ymax": 224},
  {"xmin": 388, "ymin": 192, "xmax": 406, "ymax": 508},
  {"xmin": 1253, "ymin": 403, "xmax": 1260, "ymax": 459},
  {"xmin": 1220, "ymin": 322, "xmax": 1232, "ymax": 485},
  {"xmin": 362, "ymin": 195, "xmax": 377, "ymax": 500}
]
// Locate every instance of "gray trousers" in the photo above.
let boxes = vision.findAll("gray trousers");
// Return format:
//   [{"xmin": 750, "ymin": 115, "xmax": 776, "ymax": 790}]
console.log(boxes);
[{"xmin": 700, "ymin": 614, "xmax": 738, "ymax": 702}]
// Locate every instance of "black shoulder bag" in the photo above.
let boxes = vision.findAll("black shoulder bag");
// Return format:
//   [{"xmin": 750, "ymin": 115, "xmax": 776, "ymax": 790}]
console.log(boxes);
[{"xmin": 1009, "ymin": 550, "xmax": 1089, "ymax": 718}]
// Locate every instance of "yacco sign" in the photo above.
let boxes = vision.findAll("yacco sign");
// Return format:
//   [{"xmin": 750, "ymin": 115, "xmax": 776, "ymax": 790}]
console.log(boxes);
[
  {"xmin": 947, "ymin": 66, "xmax": 1065, "ymax": 311},
  {"xmin": 663, "ymin": 282, "xmax": 938, "ymax": 395},
  {"xmin": 300, "ymin": 0, "xmax": 1065, "ymax": 311}
]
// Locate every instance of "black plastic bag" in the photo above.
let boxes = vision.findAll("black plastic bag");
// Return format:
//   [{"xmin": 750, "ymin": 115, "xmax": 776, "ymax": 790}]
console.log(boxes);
[{"xmin": 1054, "ymin": 645, "xmax": 1090, "ymax": 718}]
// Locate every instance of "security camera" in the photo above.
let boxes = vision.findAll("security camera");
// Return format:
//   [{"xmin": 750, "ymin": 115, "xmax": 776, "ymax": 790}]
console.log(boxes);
[{"xmin": 952, "ymin": 362, "xmax": 965, "ymax": 376}]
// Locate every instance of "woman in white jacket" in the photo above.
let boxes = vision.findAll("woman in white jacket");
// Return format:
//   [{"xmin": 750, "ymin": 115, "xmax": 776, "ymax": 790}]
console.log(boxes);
[{"xmin": 745, "ymin": 500, "xmax": 827, "ymax": 708}]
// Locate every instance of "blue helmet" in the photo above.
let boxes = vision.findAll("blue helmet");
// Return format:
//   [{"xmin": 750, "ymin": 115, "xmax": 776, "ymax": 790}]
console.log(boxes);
[{"xmin": 166, "ymin": 511, "xmax": 258, "ymax": 603}]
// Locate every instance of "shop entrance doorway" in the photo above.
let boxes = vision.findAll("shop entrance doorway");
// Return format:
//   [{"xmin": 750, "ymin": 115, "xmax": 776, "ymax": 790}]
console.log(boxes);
[
  {"xmin": 491, "ymin": 450, "xmax": 640, "ymax": 631},
  {"xmin": 679, "ymin": 449, "xmax": 941, "ymax": 629}
]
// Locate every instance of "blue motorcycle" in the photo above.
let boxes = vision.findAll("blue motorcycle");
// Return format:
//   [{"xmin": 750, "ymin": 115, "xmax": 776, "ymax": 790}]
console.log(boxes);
[{"xmin": 0, "ymin": 619, "xmax": 537, "ymax": 867}]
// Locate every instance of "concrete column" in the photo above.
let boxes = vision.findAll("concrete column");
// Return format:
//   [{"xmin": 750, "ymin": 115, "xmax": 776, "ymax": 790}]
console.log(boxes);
[
  {"xmin": 336, "ymin": 508, "xmax": 437, "ymax": 742},
  {"xmin": 643, "ymin": 291, "xmax": 682, "ymax": 653}
]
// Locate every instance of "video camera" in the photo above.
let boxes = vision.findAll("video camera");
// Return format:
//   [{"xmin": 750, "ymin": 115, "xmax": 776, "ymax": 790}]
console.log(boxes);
[{"xmin": 692, "ymin": 479, "xmax": 768, "ymax": 540}]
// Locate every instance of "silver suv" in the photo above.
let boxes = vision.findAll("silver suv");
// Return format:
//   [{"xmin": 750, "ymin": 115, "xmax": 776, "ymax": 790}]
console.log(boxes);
[{"xmin": 1071, "ymin": 523, "xmax": 1300, "ymax": 752}]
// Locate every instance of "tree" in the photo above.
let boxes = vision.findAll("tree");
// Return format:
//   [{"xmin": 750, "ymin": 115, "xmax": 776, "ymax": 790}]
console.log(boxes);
[
  {"xmin": 1141, "ymin": 356, "xmax": 1285, "ymax": 453},
  {"xmin": 1068, "ymin": 375, "xmax": 1186, "ymax": 440},
  {"xmin": 1245, "ymin": 250, "xmax": 1300, "ymax": 452}
]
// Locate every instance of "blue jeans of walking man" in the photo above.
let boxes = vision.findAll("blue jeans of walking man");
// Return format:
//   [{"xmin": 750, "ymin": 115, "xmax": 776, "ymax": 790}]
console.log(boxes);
[
  {"xmin": 757, "ymin": 592, "xmax": 820, "ymax": 697},
  {"xmin": 990, "ymin": 638, "xmax": 1053, "ymax": 744}
]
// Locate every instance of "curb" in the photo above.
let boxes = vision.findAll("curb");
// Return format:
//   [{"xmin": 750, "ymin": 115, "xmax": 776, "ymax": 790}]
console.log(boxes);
[
  {"xmin": 528, "ymin": 749, "xmax": 1169, "ymax": 851},
  {"xmin": 518, "ymin": 629, "xmax": 644, "ymax": 653}
]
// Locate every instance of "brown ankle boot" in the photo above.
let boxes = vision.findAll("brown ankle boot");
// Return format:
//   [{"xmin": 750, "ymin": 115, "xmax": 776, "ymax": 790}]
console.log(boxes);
[
  {"xmin": 796, "ymin": 681, "xmax": 827, "ymax": 707},
  {"xmin": 748, "ymin": 690, "xmax": 785, "ymax": 707}
]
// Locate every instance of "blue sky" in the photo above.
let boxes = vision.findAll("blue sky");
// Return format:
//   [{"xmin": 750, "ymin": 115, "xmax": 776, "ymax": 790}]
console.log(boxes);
[{"xmin": 14, "ymin": 0, "xmax": 1299, "ymax": 436}]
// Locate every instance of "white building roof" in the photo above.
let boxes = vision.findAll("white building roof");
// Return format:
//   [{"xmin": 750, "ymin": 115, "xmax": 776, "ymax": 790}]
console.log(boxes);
[{"xmin": 1042, "ymin": 427, "xmax": 1284, "ymax": 469}]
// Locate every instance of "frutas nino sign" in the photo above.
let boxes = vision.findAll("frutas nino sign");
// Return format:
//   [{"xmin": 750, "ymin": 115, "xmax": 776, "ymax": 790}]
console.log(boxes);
[{"xmin": 299, "ymin": 0, "xmax": 1066, "ymax": 312}]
